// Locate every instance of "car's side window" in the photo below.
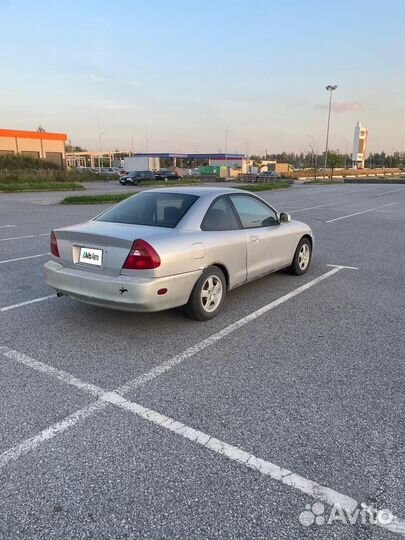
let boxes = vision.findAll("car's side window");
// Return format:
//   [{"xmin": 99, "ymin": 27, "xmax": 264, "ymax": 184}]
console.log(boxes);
[
  {"xmin": 229, "ymin": 195, "xmax": 278, "ymax": 228},
  {"xmin": 201, "ymin": 196, "xmax": 240, "ymax": 231}
]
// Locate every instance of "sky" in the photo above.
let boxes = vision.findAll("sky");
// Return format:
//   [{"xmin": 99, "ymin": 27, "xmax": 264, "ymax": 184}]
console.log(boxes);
[{"xmin": 0, "ymin": 0, "xmax": 404, "ymax": 154}]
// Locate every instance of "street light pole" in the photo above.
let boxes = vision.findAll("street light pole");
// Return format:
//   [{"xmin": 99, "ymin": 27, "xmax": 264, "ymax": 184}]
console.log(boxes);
[
  {"xmin": 98, "ymin": 131, "xmax": 104, "ymax": 172},
  {"xmin": 225, "ymin": 128, "xmax": 229, "ymax": 172},
  {"xmin": 323, "ymin": 84, "xmax": 338, "ymax": 179}
]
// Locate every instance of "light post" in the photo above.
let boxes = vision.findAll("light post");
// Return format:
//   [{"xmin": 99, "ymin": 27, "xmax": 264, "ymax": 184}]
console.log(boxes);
[
  {"xmin": 98, "ymin": 131, "xmax": 104, "ymax": 172},
  {"xmin": 323, "ymin": 84, "xmax": 338, "ymax": 179},
  {"xmin": 224, "ymin": 127, "xmax": 229, "ymax": 172}
]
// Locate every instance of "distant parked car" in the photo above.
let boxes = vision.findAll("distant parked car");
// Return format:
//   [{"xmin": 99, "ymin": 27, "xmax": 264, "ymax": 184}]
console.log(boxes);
[
  {"xmin": 100, "ymin": 167, "xmax": 121, "ymax": 176},
  {"xmin": 255, "ymin": 171, "xmax": 281, "ymax": 182},
  {"xmin": 154, "ymin": 170, "xmax": 183, "ymax": 181},
  {"xmin": 119, "ymin": 170, "xmax": 156, "ymax": 185}
]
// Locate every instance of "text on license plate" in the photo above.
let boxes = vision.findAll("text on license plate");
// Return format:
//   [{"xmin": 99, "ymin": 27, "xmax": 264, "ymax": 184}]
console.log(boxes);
[{"xmin": 79, "ymin": 247, "xmax": 103, "ymax": 266}]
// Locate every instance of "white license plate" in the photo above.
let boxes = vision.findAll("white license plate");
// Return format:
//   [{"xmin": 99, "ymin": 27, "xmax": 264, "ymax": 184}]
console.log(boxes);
[{"xmin": 79, "ymin": 247, "xmax": 103, "ymax": 266}]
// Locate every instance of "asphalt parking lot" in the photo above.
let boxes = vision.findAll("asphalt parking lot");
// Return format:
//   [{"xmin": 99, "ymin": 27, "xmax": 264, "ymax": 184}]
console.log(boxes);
[{"xmin": 0, "ymin": 183, "xmax": 404, "ymax": 539}]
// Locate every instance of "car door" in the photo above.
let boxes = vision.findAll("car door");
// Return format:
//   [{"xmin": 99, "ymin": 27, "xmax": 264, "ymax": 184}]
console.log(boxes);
[
  {"xmin": 201, "ymin": 195, "xmax": 247, "ymax": 288},
  {"xmin": 229, "ymin": 194, "xmax": 296, "ymax": 280}
]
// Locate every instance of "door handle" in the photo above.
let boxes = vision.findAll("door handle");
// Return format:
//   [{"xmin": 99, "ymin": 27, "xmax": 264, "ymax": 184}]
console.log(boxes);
[{"xmin": 250, "ymin": 235, "xmax": 259, "ymax": 243}]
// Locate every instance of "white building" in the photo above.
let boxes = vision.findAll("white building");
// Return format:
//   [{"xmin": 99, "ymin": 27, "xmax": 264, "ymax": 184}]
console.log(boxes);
[{"xmin": 352, "ymin": 121, "xmax": 368, "ymax": 169}]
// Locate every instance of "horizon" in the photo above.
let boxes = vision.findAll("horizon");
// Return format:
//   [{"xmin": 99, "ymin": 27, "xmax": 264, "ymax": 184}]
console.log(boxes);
[{"xmin": 1, "ymin": 0, "xmax": 404, "ymax": 154}]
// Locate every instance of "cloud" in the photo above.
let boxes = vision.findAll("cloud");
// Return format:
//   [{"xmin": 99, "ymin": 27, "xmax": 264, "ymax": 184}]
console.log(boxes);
[
  {"xmin": 314, "ymin": 101, "xmax": 361, "ymax": 113},
  {"xmin": 89, "ymin": 73, "xmax": 140, "ymax": 87}
]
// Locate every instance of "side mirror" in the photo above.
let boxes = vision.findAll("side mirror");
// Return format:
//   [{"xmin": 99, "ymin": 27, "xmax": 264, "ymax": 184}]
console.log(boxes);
[{"xmin": 279, "ymin": 212, "xmax": 291, "ymax": 223}]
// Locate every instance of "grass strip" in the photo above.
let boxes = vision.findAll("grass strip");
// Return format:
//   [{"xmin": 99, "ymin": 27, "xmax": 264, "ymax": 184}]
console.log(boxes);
[
  {"xmin": 238, "ymin": 182, "xmax": 291, "ymax": 192},
  {"xmin": 0, "ymin": 182, "xmax": 84, "ymax": 192},
  {"xmin": 62, "ymin": 193, "xmax": 132, "ymax": 204}
]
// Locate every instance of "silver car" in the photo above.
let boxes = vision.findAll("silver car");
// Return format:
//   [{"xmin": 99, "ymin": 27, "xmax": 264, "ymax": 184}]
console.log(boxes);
[{"xmin": 45, "ymin": 187, "xmax": 314, "ymax": 320}]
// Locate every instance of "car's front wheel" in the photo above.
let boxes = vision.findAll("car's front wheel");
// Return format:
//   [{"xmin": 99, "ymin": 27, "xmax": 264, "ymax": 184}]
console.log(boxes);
[
  {"xmin": 184, "ymin": 266, "xmax": 226, "ymax": 321},
  {"xmin": 289, "ymin": 237, "xmax": 312, "ymax": 275}
]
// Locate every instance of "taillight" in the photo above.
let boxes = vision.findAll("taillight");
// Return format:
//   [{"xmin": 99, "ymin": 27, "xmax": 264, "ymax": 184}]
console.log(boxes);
[
  {"xmin": 123, "ymin": 239, "xmax": 161, "ymax": 270},
  {"xmin": 50, "ymin": 230, "xmax": 60, "ymax": 257}
]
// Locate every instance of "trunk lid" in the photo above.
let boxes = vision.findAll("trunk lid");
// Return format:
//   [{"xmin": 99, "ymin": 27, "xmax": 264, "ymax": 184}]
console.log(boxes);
[{"xmin": 54, "ymin": 221, "xmax": 174, "ymax": 277}]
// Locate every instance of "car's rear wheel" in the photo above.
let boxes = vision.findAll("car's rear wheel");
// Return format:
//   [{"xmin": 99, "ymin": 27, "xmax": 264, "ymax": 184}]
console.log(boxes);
[
  {"xmin": 184, "ymin": 266, "xmax": 226, "ymax": 321},
  {"xmin": 289, "ymin": 237, "xmax": 312, "ymax": 275}
]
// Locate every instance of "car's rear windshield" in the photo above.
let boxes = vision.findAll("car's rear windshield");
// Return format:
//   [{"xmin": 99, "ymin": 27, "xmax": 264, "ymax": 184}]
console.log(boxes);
[{"xmin": 96, "ymin": 192, "xmax": 199, "ymax": 228}]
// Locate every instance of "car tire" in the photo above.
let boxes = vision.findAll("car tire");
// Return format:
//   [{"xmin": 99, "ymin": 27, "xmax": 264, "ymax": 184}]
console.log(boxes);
[
  {"xmin": 289, "ymin": 237, "xmax": 312, "ymax": 275},
  {"xmin": 184, "ymin": 266, "xmax": 227, "ymax": 321},
  {"xmin": 131, "ymin": 179, "xmax": 139, "ymax": 186}
]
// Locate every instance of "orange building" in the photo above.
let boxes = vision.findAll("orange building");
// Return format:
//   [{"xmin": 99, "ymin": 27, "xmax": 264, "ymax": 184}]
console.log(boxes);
[{"xmin": 0, "ymin": 128, "xmax": 68, "ymax": 168}]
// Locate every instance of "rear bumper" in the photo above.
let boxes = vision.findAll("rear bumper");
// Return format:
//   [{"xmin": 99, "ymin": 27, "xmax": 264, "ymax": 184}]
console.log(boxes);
[{"xmin": 44, "ymin": 260, "xmax": 201, "ymax": 312}]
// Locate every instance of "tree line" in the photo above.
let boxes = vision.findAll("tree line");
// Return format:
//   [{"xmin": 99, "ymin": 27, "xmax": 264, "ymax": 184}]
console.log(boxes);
[{"xmin": 249, "ymin": 151, "xmax": 404, "ymax": 169}]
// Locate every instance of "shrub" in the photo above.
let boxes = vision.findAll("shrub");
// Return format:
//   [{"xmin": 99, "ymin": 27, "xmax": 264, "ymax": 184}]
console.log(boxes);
[{"xmin": 0, "ymin": 154, "xmax": 59, "ymax": 170}]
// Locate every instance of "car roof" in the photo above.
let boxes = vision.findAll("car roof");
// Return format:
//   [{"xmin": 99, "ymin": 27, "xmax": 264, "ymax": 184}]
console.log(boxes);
[{"xmin": 143, "ymin": 186, "xmax": 249, "ymax": 197}]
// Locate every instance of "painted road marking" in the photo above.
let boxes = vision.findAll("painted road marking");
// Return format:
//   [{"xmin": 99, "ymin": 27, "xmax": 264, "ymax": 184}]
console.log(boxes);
[
  {"xmin": 0, "ymin": 401, "xmax": 106, "ymax": 469},
  {"xmin": 374, "ymin": 187, "xmax": 405, "ymax": 196},
  {"xmin": 1, "ymin": 338, "xmax": 404, "ymax": 536},
  {"xmin": 289, "ymin": 203, "xmax": 334, "ymax": 213},
  {"xmin": 0, "ymin": 225, "xmax": 16, "ymax": 229},
  {"xmin": 108, "ymin": 397, "xmax": 405, "ymax": 537},
  {"xmin": 0, "ymin": 253, "xmax": 50, "ymax": 265},
  {"xmin": 327, "ymin": 264, "xmax": 359, "ymax": 270},
  {"xmin": 0, "ymin": 264, "xmax": 353, "ymax": 461},
  {"xmin": 115, "ymin": 265, "xmax": 346, "ymax": 395},
  {"xmin": 0, "ymin": 265, "xmax": 348, "ymax": 456},
  {"xmin": 0, "ymin": 233, "xmax": 48, "ymax": 242},
  {"xmin": 326, "ymin": 202, "xmax": 397, "ymax": 223},
  {"xmin": 0, "ymin": 294, "xmax": 56, "ymax": 312},
  {"xmin": 0, "ymin": 347, "xmax": 104, "ymax": 397}
]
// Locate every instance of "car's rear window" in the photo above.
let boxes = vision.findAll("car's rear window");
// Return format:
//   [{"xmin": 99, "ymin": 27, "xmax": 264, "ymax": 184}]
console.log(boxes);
[{"xmin": 96, "ymin": 192, "xmax": 199, "ymax": 228}]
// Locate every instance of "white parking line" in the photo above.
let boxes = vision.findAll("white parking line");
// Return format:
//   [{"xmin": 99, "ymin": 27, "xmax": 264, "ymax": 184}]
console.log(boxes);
[
  {"xmin": 1, "ymin": 330, "xmax": 404, "ymax": 536},
  {"xmin": 289, "ymin": 203, "xmax": 334, "ymax": 213},
  {"xmin": 0, "ymin": 225, "xmax": 16, "ymax": 229},
  {"xmin": 326, "ymin": 202, "xmax": 397, "ymax": 223},
  {"xmin": 374, "ymin": 187, "xmax": 405, "ymax": 196},
  {"xmin": 0, "ymin": 294, "xmax": 56, "ymax": 312},
  {"xmin": 0, "ymin": 401, "xmax": 106, "ymax": 469},
  {"xmin": 327, "ymin": 264, "xmax": 359, "ymax": 270},
  {"xmin": 0, "ymin": 265, "xmax": 348, "ymax": 457},
  {"xmin": 0, "ymin": 348, "xmax": 105, "ymax": 397},
  {"xmin": 115, "ymin": 265, "xmax": 346, "ymax": 395},
  {"xmin": 0, "ymin": 233, "xmax": 48, "ymax": 242},
  {"xmin": 109, "ymin": 396, "xmax": 405, "ymax": 537},
  {"xmin": 0, "ymin": 253, "xmax": 50, "ymax": 265}
]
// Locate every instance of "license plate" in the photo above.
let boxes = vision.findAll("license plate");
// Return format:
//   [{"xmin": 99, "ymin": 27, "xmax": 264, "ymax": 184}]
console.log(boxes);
[{"xmin": 79, "ymin": 247, "xmax": 103, "ymax": 266}]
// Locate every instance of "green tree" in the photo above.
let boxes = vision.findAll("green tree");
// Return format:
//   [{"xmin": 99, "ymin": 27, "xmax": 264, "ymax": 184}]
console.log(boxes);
[
  {"xmin": 65, "ymin": 144, "xmax": 87, "ymax": 152},
  {"xmin": 326, "ymin": 150, "xmax": 345, "ymax": 179}
]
